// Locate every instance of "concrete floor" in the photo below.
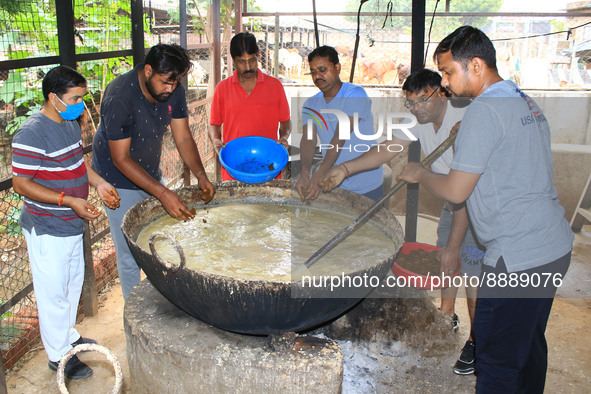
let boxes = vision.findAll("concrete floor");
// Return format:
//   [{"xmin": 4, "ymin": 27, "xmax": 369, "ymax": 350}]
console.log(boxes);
[{"xmin": 4, "ymin": 224, "xmax": 591, "ymax": 393}]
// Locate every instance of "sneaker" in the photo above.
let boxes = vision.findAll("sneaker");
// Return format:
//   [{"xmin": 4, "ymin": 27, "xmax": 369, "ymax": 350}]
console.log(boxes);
[
  {"xmin": 451, "ymin": 313, "xmax": 460, "ymax": 332},
  {"xmin": 453, "ymin": 340, "xmax": 475, "ymax": 375},
  {"xmin": 48, "ymin": 355, "xmax": 93, "ymax": 380},
  {"xmin": 71, "ymin": 336, "xmax": 98, "ymax": 347}
]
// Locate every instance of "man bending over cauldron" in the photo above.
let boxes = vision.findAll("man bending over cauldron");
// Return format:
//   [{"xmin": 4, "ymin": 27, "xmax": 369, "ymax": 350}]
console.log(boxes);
[
  {"xmin": 296, "ymin": 45, "xmax": 384, "ymax": 201},
  {"xmin": 12, "ymin": 66, "xmax": 121, "ymax": 379},
  {"xmin": 92, "ymin": 44, "xmax": 215, "ymax": 300},
  {"xmin": 320, "ymin": 68, "xmax": 485, "ymax": 375},
  {"xmin": 208, "ymin": 31, "xmax": 292, "ymax": 180}
]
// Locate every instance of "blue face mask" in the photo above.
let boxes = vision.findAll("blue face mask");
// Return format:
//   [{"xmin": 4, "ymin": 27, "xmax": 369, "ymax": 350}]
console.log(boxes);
[{"xmin": 53, "ymin": 95, "xmax": 85, "ymax": 120}]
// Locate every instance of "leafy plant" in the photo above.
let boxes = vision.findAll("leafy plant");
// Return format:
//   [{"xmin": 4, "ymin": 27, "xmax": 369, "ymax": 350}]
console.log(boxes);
[
  {"xmin": 4, "ymin": 205, "xmax": 22, "ymax": 236},
  {"xmin": 0, "ymin": 0, "xmax": 147, "ymax": 137},
  {"xmin": 1, "ymin": 193, "xmax": 23, "ymax": 237},
  {"xmin": 0, "ymin": 300, "xmax": 15, "ymax": 323}
]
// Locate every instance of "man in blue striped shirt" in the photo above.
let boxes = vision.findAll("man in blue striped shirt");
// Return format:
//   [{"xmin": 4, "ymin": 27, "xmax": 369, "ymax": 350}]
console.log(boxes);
[{"xmin": 12, "ymin": 65, "xmax": 120, "ymax": 380}]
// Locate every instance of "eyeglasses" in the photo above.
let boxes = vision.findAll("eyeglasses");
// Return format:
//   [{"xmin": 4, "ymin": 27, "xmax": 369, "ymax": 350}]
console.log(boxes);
[{"xmin": 404, "ymin": 88, "xmax": 439, "ymax": 109}]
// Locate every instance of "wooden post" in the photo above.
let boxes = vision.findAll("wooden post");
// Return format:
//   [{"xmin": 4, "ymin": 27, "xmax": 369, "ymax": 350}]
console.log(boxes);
[
  {"xmin": 81, "ymin": 221, "xmax": 98, "ymax": 316},
  {"xmin": 235, "ymin": 0, "xmax": 243, "ymax": 35},
  {"xmin": 212, "ymin": 0, "xmax": 222, "ymax": 182},
  {"xmin": 180, "ymin": 0, "xmax": 191, "ymax": 186},
  {"xmin": 1, "ymin": 351, "xmax": 7, "ymax": 394},
  {"xmin": 274, "ymin": 14, "xmax": 280, "ymax": 78}
]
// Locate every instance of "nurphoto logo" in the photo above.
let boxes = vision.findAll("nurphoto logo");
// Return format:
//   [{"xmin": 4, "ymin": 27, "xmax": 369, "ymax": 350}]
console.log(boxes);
[{"xmin": 305, "ymin": 108, "xmax": 419, "ymax": 153}]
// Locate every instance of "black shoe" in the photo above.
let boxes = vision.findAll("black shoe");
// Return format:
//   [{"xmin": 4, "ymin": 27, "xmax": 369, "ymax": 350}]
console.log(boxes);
[
  {"xmin": 48, "ymin": 355, "xmax": 93, "ymax": 380},
  {"xmin": 453, "ymin": 340, "xmax": 475, "ymax": 375},
  {"xmin": 71, "ymin": 336, "xmax": 98, "ymax": 347},
  {"xmin": 451, "ymin": 313, "xmax": 460, "ymax": 332}
]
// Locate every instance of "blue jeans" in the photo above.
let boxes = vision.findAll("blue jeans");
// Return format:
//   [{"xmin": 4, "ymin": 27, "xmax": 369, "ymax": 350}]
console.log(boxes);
[
  {"xmin": 362, "ymin": 184, "xmax": 384, "ymax": 202},
  {"xmin": 104, "ymin": 187, "xmax": 151, "ymax": 300}
]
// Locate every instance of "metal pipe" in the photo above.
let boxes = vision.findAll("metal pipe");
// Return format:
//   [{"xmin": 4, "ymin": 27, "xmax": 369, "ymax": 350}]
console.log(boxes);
[
  {"xmin": 405, "ymin": 0, "xmax": 426, "ymax": 243},
  {"xmin": 350, "ymin": 0, "xmax": 368, "ymax": 83},
  {"xmin": 55, "ymin": 0, "xmax": 76, "ymax": 68},
  {"xmin": 312, "ymin": 0, "xmax": 320, "ymax": 47},
  {"xmin": 131, "ymin": 0, "xmax": 145, "ymax": 66}
]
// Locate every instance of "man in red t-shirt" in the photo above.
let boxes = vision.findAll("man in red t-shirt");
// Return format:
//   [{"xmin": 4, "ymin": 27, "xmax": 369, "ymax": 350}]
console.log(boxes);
[{"xmin": 209, "ymin": 32, "xmax": 291, "ymax": 180}]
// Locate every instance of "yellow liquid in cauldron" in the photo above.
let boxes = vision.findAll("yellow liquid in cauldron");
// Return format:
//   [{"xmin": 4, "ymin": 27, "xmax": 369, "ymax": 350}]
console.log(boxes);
[{"xmin": 136, "ymin": 203, "xmax": 394, "ymax": 281}]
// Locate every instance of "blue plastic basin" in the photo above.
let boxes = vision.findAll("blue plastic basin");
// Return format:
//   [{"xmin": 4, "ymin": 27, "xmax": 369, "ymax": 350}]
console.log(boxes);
[{"xmin": 219, "ymin": 136, "xmax": 288, "ymax": 184}]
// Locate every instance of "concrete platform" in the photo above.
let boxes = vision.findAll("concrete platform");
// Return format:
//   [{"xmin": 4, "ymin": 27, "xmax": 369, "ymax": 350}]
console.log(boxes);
[
  {"xmin": 124, "ymin": 280, "xmax": 343, "ymax": 394},
  {"xmin": 6, "ymin": 229, "xmax": 591, "ymax": 393}
]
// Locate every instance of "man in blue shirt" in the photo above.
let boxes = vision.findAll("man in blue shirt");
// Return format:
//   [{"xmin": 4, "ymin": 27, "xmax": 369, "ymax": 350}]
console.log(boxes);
[{"xmin": 296, "ymin": 45, "xmax": 383, "ymax": 201}]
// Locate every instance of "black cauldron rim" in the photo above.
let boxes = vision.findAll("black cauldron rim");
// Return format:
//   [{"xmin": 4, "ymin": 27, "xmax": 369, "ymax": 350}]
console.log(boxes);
[{"xmin": 121, "ymin": 180, "xmax": 404, "ymax": 334}]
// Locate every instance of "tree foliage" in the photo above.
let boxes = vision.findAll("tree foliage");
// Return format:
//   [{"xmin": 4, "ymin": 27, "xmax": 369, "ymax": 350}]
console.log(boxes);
[
  {"xmin": 0, "ymin": 0, "xmax": 58, "ymax": 134},
  {"xmin": 0, "ymin": 0, "xmax": 146, "ymax": 135}
]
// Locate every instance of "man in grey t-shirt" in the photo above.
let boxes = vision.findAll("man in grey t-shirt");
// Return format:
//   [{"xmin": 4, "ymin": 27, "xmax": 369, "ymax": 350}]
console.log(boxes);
[{"xmin": 399, "ymin": 26, "xmax": 573, "ymax": 393}]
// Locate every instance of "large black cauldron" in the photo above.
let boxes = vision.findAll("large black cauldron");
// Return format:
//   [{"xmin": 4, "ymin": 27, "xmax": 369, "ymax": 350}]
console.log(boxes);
[{"xmin": 121, "ymin": 180, "xmax": 403, "ymax": 335}]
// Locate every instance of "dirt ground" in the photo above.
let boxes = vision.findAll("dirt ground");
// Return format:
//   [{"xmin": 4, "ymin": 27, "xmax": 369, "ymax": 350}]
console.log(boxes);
[{"xmin": 4, "ymin": 230, "xmax": 591, "ymax": 393}]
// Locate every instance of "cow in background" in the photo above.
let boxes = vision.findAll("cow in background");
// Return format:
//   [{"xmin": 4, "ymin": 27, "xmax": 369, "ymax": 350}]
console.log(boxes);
[
  {"xmin": 278, "ymin": 48, "xmax": 302, "ymax": 77},
  {"xmin": 267, "ymin": 47, "xmax": 303, "ymax": 78},
  {"xmin": 357, "ymin": 55, "xmax": 398, "ymax": 84},
  {"xmin": 396, "ymin": 63, "xmax": 410, "ymax": 85}
]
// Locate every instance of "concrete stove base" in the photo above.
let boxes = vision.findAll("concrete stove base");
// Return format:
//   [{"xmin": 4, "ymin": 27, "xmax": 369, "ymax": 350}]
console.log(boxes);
[{"xmin": 124, "ymin": 280, "xmax": 343, "ymax": 393}]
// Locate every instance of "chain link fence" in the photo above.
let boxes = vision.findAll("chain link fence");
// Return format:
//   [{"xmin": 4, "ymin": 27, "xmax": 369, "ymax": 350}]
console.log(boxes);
[{"xmin": 242, "ymin": 5, "xmax": 591, "ymax": 89}]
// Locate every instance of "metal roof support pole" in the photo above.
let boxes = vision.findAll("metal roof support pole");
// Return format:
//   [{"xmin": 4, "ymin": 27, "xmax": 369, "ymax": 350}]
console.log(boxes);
[
  {"xmin": 179, "ymin": 0, "xmax": 192, "ymax": 187},
  {"xmin": 131, "ymin": 0, "xmax": 145, "ymax": 66},
  {"xmin": 405, "ymin": 0, "xmax": 426, "ymax": 242},
  {"xmin": 55, "ymin": 0, "xmax": 76, "ymax": 68},
  {"xmin": 212, "ymin": 0, "xmax": 222, "ymax": 182},
  {"xmin": 312, "ymin": 0, "xmax": 320, "ymax": 47},
  {"xmin": 180, "ymin": 0, "xmax": 188, "ymax": 91}
]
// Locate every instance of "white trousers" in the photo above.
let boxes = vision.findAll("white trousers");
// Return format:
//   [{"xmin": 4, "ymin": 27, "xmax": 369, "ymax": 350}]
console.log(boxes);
[{"xmin": 23, "ymin": 228, "xmax": 83, "ymax": 362}]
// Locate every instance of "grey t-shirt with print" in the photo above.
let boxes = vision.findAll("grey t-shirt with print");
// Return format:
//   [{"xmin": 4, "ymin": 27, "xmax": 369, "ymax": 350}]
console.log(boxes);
[{"xmin": 450, "ymin": 80, "xmax": 573, "ymax": 272}]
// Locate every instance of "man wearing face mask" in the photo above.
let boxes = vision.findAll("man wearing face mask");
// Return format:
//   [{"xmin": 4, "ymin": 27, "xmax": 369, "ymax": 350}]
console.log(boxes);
[
  {"xmin": 12, "ymin": 66, "xmax": 120, "ymax": 379},
  {"xmin": 92, "ymin": 44, "xmax": 215, "ymax": 299},
  {"xmin": 208, "ymin": 32, "xmax": 291, "ymax": 180}
]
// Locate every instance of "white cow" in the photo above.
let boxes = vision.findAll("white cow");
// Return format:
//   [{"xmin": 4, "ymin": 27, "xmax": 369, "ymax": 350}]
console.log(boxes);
[
  {"xmin": 278, "ymin": 48, "xmax": 302, "ymax": 77},
  {"xmin": 188, "ymin": 61, "xmax": 208, "ymax": 86}
]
